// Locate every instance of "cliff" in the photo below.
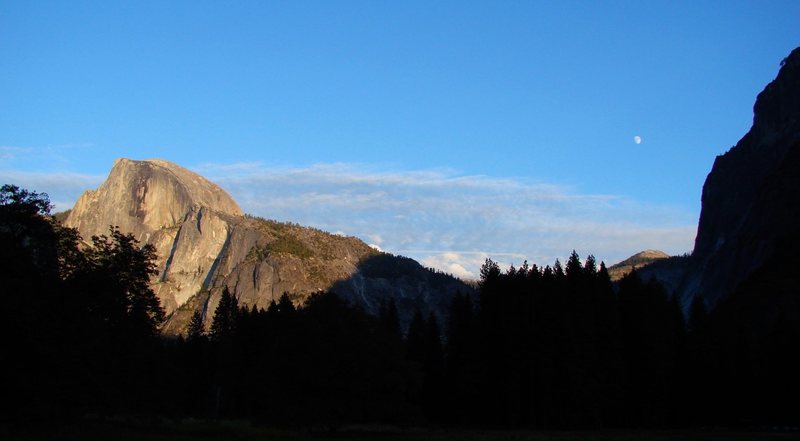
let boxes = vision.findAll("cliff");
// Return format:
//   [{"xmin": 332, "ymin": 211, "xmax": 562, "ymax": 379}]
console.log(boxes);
[
  {"xmin": 682, "ymin": 47, "xmax": 800, "ymax": 308},
  {"xmin": 66, "ymin": 158, "xmax": 243, "ymax": 313}
]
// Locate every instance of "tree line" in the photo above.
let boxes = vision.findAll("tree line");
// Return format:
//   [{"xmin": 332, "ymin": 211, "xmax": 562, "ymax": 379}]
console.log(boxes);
[{"xmin": 2, "ymin": 184, "xmax": 798, "ymax": 428}]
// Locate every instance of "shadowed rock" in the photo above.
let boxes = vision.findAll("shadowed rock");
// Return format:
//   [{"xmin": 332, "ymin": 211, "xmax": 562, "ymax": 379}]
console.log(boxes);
[{"xmin": 682, "ymin": 47, "xmax": 800, "ymax": 308}]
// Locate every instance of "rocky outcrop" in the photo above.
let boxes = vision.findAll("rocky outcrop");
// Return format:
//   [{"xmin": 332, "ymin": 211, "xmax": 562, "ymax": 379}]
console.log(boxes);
[
  {"xmin": 66, "ymin": 159, "xmax": 472, "ymax": 335},
  {"xmin": 682, "ymin": 47, "xmax": 800, "ymax": 308},
  {"xmin": 607, "ymin": 250, "xmax": 690, "ymax": 298},
  {"xmin": 607, "ymin": 250, "xmax": 670, "ymax": 281}
]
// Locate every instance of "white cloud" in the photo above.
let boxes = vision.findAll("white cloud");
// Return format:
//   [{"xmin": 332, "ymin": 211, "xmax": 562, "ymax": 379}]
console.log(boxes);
[
  {"xmin": 421, "ymin": 252, "xmax": 486, "ymax": 280},
  {"xmin": 366, "ymin": 234, "xmax": 384, "ymax": 245},
  {"xmin": 195, "ymin": 162, "xmax": 697, "ymax": 276}
]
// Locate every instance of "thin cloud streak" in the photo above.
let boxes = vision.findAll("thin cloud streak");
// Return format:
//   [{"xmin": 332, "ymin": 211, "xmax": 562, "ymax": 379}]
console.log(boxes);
[
  {"xmin": 0, "ymin": 146, "xmax": 34, "ymax": 160},
  {"xmin": 196, "ymin": 162, "xmax": 697, "ymax": 279}
]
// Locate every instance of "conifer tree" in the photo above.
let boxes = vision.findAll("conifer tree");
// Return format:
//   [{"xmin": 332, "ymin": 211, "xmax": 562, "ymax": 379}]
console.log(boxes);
[
  {"xmin": 187, "ymin": 310, "xmax": 206, "ymax": 342},
  {"xmin": 276, "ymin": 292, "xmax": 296, "ymax": 315},
  {"xmin": 584, "ymin": 254, "xmax": 598, "ymax": 276},
  {"xmin": 210, "ymin": 286, "xmax": 238, "ymax": 341},
  {"xmin": 479, "ymin": 258, "xmax": 501, "ymax": 286},
  {"xmin": 553, "ymin": 259, "xmax": 565, "ymax": 278},
  {"xmin": 565, "ymin": 250, "xmax": 583, "ymax": 280}
]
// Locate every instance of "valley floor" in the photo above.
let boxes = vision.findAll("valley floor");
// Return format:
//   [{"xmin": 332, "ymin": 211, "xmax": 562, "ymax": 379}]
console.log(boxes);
[{"xmin": 3, "ymin": 419, "xmax": 799, "ymax": 441}]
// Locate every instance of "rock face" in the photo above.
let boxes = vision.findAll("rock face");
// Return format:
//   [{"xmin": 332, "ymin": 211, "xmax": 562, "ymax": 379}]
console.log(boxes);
[
  {"xmin": 66, "ymin": 159, "xmax": 243, "ymax": 313},
  {"xmin": 682, "ymin": 47, "xmax": 800, "ymax": 308},
  {"xmin": 66, "ymin": 159, "xmax": 472, "ymax": 334}
]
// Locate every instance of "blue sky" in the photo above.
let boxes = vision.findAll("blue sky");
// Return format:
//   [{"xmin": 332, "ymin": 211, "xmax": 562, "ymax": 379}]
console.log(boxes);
[{"xmin": 2, "ymin": 1, "xmax": 798, "ymax": 278}]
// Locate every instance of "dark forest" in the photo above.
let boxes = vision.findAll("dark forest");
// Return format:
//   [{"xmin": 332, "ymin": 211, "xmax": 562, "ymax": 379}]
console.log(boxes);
[{"xmin": 2, "ymin": 184, "xmax": 798, "ymax": 431}]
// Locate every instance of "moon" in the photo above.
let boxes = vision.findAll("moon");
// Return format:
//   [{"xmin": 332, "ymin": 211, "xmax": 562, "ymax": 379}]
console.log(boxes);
[{"xmin": 634, "ymin": 135, "xmax": 642, "ymax": 144}]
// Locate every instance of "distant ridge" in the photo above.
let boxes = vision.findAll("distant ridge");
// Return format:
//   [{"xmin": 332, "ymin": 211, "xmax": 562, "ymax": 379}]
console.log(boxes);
[{"xmin": 607, "ymin": 249, "xmax": 670, "ymax": 281}]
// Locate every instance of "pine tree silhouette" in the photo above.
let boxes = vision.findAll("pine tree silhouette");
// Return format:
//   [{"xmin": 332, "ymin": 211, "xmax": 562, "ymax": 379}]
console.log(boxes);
[
  {"xmin": 187, "ymin": 310, "xmax": 206, "ymax": 342},
  {"xmin": 210, "ymin": 286, "xmax": 239, "ymax": 341}
]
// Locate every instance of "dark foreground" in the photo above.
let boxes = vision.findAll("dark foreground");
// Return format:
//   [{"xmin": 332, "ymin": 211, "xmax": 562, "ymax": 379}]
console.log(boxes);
[{"xmin": 3, "ymin": 420, "xmax": 799, "ymax": 441}]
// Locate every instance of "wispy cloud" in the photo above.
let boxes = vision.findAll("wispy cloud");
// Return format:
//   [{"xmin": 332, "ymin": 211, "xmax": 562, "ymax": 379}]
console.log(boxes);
[
  {"xmin": 0, "ymin": 159, "xmax": 697, "ymax": 277},
  {"xmin": 0, "ymin": 170, "xmax": 104, "ymax": 212},
  {"xmin": 4, "ymin": 160, "xmax": 696, "ymax": 278},
  {"xmin": 0, "ymin": 146, "xmax": 33, "ymax": 161},
  {"xmin": 194, "ymin": 162, "xmax": 697, "ymax": 278}
]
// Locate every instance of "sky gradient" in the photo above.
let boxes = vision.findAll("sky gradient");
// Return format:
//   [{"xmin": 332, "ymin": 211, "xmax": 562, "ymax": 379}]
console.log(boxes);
[{"xmin": 2, "ymin": 1, "xmax": 799, "ymax": 278}]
